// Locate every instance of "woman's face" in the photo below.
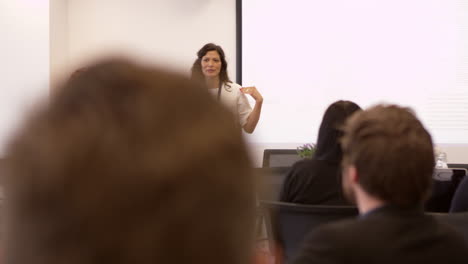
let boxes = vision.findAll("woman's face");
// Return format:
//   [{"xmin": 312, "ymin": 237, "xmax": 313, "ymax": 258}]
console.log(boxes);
[{"xmin": 201, "ymin": 50, "xmax": 222, "ymax": 78}]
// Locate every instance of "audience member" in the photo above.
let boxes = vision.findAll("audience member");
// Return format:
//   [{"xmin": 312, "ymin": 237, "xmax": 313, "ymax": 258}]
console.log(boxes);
[
  {"xmin": 292, "ymin": 105, "xmax": 468, "ymax": 264},
  {"xmin": 279, "ymin": 100, "xmax": 361, "ymax": 204},
  {"xmin": 2, "ymin": 58, "xmax": 256, "ymax": 264}
]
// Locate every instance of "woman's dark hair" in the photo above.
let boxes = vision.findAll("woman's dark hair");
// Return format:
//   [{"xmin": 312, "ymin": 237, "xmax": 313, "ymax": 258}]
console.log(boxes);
[
  {"xmin": 314, "ymin": 100, "xmax": 361, "ymax": 162},
  {"xmin": 191, "ymin": 43, "xmax": 231, "ymax": 86}
]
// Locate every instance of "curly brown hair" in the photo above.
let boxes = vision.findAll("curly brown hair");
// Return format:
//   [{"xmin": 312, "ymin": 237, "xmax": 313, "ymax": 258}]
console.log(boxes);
[{"xmin": 4, "ymin": 58, "xmax": 255, "ymax": 264}]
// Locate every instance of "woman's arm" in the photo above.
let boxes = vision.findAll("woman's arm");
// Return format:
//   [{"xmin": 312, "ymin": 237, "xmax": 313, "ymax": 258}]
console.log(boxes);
[{"xmin": 241, "ymin": 86, "xmax": 263, "ymax": 134}]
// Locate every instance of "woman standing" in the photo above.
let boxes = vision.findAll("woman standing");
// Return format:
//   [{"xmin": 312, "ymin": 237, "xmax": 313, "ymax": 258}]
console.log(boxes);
[{"xmin": 192, "ymin": 43, "xmax": 263, "ymax": 133}]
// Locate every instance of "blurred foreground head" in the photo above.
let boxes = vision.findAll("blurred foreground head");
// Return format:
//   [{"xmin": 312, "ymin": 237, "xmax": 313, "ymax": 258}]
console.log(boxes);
[{"xmin": 4, "ymin": 58, "xmax": 255, "ymax": 264}]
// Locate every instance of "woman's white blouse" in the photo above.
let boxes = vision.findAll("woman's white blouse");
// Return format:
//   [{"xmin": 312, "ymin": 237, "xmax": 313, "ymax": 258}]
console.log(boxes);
[{"xmin": 209, "ymin": 82, "xmax": 252, "ymax": 127}]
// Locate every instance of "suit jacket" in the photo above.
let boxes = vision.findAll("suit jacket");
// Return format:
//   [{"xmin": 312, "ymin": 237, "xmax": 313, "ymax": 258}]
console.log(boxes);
[
  {"xmin": 279, "ymin": 159, "xmax": 348, "ymax": 205},
  {"xmin": 292, "ymin": 206, "xmax": 468, "ymax": 264}
]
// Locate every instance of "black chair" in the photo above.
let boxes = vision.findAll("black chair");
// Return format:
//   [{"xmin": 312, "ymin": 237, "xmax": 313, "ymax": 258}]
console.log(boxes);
[
  {"xmin": 450, "ymin": 175, "xmax": 468, "ymax": 212},
  {"xmin": 259, "ymin": 200, "xmax": 358, "ymax": 263},
  {"xmin": 431, "ymin": 212, "xmax": 468, "ymax": 245},
  {"xmin": 260, "ymin": 149, "xmax": 303, "ymax": 201},
  {"xmin": 425, "ymin": 168, "xmax": 467, "ymax": 212},
  {"xmin": 262, "ymin": 149, "xmax": 302, "ymax": 168},
  {"xmin": 448, "ymin": 163, "xmax": 468, "ymax": 170}
]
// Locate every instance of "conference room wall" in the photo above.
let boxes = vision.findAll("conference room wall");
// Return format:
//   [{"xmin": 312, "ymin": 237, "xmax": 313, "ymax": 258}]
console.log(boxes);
[
  {"xmin": 64, "ymin": 0, "xmax": 237, "ymax": 78},
  {"xmin": 241, "ymin": 0, "xmax": 468, "ymax": 167},
  {"xmin": 50, "ymin": 0, "xmax": 69, "ymax": 86},
  {"xmin": 0, "ymin": 0, "xmax": 50, "ymax": 155},
  {"xmin": 53, "ymin": 0, "xmax": 468, "ymax": 167},
  {"xmin": 47, "ymin": 0, "xmax": 468, "ymax": 167}
]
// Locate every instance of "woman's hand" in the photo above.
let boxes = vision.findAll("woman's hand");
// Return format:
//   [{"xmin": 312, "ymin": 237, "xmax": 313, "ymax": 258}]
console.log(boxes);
[
  {"xmin": 240, "ymin": 86, "xmax": 263, "ymax": 134},
  {"xmin": 241, "ymin": 86, "xmax": 263, "ymax": 103}
]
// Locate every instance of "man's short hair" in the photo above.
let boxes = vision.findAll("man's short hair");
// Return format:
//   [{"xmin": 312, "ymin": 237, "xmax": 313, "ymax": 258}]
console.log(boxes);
[
  {"xmin": 4, "ymin": 58, "xmax": 255, "ymax": 264},
  {"xmin": 341, "ymin": 105, "xmax": 434, "ymax": 207}
]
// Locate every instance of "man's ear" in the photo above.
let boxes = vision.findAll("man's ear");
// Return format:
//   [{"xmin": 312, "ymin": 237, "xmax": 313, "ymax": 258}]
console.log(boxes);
[{"xmin": 347, "ymin": 165, "xmax": 359, "ymax": 184}]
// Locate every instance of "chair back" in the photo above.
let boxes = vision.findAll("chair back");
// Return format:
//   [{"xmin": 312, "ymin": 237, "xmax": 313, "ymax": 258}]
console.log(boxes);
[
  {"xmin": 259, "ymin": 200, "xmax": 358, "ymax": 262},
  {"xmin": 426, "ymin": 168, "xmax": 467, "ymax": 212},
  {"xmin": 262, "ymin": 149, "xmax": 302, "ymax": 168},
  {"xmin": 431, "ymin": 212, "xmax": 468, "ymax": 245},
  {"xmin": 448, "ymin": 163, "xmax": 468, "ymax": 170},
  {"xmin": 450, "ymin": 174, "xmax": 468, "ymax": 212}
]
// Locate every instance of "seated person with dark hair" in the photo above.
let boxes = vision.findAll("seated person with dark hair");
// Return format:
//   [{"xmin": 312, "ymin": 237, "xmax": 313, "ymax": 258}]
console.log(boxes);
[
  {"xmin": 2, "ymin": 58, "xmax": 256, "ymax": 264},
  {"xmin": 292, "ymin": 105, "xmax": 468, "ymax": 264},
  {"xmin": 280, "ymin": 100, "xmax": 361, "ymax": 204}
]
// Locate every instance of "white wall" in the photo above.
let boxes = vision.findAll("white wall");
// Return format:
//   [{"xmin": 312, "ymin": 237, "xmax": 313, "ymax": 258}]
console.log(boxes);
[
  {"xmin": 66, "ymin": 0, "xmax": 237, "ymax": 77},
  {"xmin": 50, "ymin": 0, "xmax": 69, "ymax": 85},
  {"xmin": 0, "ymin": 0, "xmax": 50, "ymax": 154},
  {"xmin": 2, "ymin": 0, "xmax": 238, "ymax": 156}
]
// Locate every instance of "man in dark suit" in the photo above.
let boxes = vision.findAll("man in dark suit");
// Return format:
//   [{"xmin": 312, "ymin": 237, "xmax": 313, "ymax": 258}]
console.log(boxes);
[{"xmin": 292, "ymin": 105, "xmax": 468, "ymax": 264}]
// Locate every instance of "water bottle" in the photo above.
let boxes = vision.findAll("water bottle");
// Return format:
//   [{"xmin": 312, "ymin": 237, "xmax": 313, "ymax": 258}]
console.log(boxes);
[{"xmin": 435, "ymin": 151, "xmax": 448, "ymax": 169}]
